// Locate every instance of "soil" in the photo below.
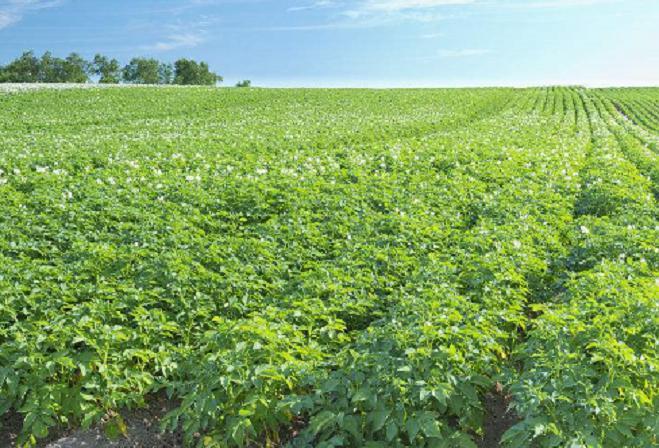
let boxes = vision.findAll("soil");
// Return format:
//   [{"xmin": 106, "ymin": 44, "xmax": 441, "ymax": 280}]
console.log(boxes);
[
  {"xmin": 1, "ymin": 411, "xmax": 23, "ymax": 448},
  {"xmin": 2, "ymin": 390, "xmax": 519, "ymax": 448},
  {"xmin": 1, "ymin": 395, "xmax": 183, "ymax": 448},
  {"xmin": 476, "ymin": 389, "xmax": 520, "ymax": 448}
]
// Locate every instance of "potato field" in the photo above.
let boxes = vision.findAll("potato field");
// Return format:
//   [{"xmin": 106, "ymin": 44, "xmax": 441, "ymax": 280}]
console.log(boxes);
[{"xmin": 0, "ymin": 86, "xmax": 657, "ymax": 447}]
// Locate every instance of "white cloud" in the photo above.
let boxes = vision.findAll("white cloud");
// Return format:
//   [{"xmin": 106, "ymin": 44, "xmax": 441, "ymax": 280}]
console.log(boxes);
[
  {"xmin": 438, "ymin": 48, "xmax": 490, "ymax": 57},
  {"xmin": 358, "ymin": 0, "xmax": 474, "ymax": 13},
  {"xmin": 0, "ymin": 11, "xmax": 17, "ymax": 28},
  {"xmin": 490, "ymin": 0, "xmax": 620, "ymax": 8},
  {"xmin": 341, "ymin": 0, "xmax": 472, "ymax": 22},
  {"xmin": 141, "ymin": 16, "xmax": 218, "ymax": 52},
  {"xmin": 283, "ymin": 0, "xmax": 467, "ymax": 29},
  {"xmin": 276, "ymin": 0, "xmax": 620, "ymax": 32},
  {"xmin": 420, "ymin": 31, "xmax": 444, "ymax": 38},
  {"xmin": 288, "ymin": 1, "xmax": 339, "ymax": 12},
  {"xmin": 146, "ymin": 33, "xmax": 205, "ymax": 51},
  {"xmin": 0, "ymin": 0, "xmax": 64, "ymax": 30}
]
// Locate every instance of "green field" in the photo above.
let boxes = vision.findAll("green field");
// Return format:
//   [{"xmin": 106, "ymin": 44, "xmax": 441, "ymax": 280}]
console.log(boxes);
[{"xmin": 0, "ymin": 87, "xmax": 657, "ymax": 447}]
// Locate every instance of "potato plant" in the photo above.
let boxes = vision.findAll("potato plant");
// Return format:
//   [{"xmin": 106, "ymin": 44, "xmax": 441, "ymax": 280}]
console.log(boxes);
[{"xmin": 0, "ymin": 86, "xmax": 656, "ymax": 447}]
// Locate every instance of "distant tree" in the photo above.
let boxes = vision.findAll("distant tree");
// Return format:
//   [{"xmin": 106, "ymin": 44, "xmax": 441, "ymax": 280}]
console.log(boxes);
[
  {"xmin": 0, "ymin": 51, "xmax": 90, "ymax": 83},
  {"xmin": 122, "ymin": 58, "xmax": 161, "ymax": 84},
  {"xmin": 38, "ymin": 51, "xmax": 65, "ymax": 82},
  {"xmin": 1, "ymin": 51, "xmax": 226, "ymax": 85},
  {"xmin": 61, "ymin": 53, "xmax": 90, "ymax": 83},
  {"xmin": 159, "ymin": 62, "xmax": 174, "ymax": 85},
  {"xmin": 93, "ymin": 54, "xmax": 121, "ymax": 84},
  {"xmin": 0, "ymin": 51, "xmax": 41, "ymax": 82},
  {"xmin": 173, "ymin": 58, "xmax": 221, "ymax": 85},
  {"xmin": 235, "ymin": 80, "xmax": 251, "ymax": 88}
]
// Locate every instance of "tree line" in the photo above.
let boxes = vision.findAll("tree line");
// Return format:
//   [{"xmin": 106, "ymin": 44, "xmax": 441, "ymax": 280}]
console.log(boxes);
[{"xmin": 0, "ymin": 51, "xmax": 224, "ymax": 85}]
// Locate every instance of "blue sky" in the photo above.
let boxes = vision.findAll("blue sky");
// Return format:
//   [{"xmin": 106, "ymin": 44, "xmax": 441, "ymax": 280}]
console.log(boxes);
[{"xmin": 0, "ymin": 0, "xmax": 657, "ymax": 87}]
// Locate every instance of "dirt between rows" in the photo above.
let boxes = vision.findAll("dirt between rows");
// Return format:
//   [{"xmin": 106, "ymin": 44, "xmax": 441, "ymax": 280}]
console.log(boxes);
[
  {"xmin": 476, "ymin": 391, "xmax": 519, "ymax": 448},
  {"xmin": 2, "ymin": 390, "xmax": 517, "ymax": 448},
  {"xmin": 1, "ymin": 395, "xmax": 183, "ymax": 448}
]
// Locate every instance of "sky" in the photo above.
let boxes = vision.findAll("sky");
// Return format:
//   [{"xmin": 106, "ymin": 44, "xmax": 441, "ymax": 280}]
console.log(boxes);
[{"xmin": 0, "ymin": 0, "xmax": 658, "ymax": 87}]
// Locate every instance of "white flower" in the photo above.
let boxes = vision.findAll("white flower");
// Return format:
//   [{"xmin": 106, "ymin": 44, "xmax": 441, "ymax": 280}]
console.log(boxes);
[
  {"xmin": 580, "ymin": 226, "xmax": 590, "ymax": 235},
  {"xmin": 108, "ymin": 177, "xmax": 116, "ymax": 185},
  {"xmin": 62, "ymin": 191, "xmax": 73, "ymax": 200},
  {"xmin": 256, "ymin": 168, "xmax": 268, "ymax": 175},
  {"xmin": 512, "ymin": 240, "xmax": 522, "ymax": 249},
  {"xmin": 0, "ymin": 178, "xmax": 7, "ymax": 185},
  {"xmin": 36, "ymin": 166, "xmax": 49, "ymax": 173},
  {"xmin": 13, "ymin": 168, "xmax": 20, "ymax": 175}
]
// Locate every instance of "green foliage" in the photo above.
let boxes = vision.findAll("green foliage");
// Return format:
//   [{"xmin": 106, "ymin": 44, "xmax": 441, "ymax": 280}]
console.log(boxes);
[
  {"xmin": 0, "ymin": 51, "xmax": 41, "ymax": 82},
  {"xmin": 122, "ymin": 58, "xmax": 219, "ymax": 85},
  {"xmin": 173, "ymin": 58, "xmax": 221, "ymax": 85},
  {"xmin": 122, "ymin": 57, "xmax": 164, "ymax": 84},
  {"xmin": 235, "ymin": 80, "xmax": 252, "ymax": 88},
  {"xmin": 93, "ymin": 54, "xmax": 122, "ymax": 84},
  {"xmin": 62, "ymin": 53, "xmax": 90, "ymax": 83},
  {"xmin": 1, "ymin": 51, "xmax": 223, "ymax": 86},
  {"xmin": 503, "ymin": 88, "xmax": 658, "ymax": 448},
  {"xmin": 0, "ymin": 51, "xmax": 91, "ymax": 83},
  {"xmin": 0, "ymin": 86, "xmax": 656, "ymax": 447},
  {"xmin": 159, "ymin": 62, "xmax": 175, "ymax": 85},
  {"xmin": 38, "ymin": 51, "xmax": 65, "ymax": 82}
]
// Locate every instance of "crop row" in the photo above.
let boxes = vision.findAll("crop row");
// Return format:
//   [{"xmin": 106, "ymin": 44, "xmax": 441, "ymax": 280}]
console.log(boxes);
[
  {"xmin": 503, "ymin": 89, "xmax": 658, "ymax": 447},
  {"xmin": 0, "ymin": 87, "xmax": 657, "ymax": 447}
]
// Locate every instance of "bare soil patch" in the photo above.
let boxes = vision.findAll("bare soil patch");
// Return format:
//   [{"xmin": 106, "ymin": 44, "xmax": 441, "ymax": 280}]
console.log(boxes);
[
  {"xmin": 476, "ymin": 387, "xmax": 520, "ymax": 448},
  {"xmin": 0, "ymin": 395, "xmax": 182, "ymax": 448}
]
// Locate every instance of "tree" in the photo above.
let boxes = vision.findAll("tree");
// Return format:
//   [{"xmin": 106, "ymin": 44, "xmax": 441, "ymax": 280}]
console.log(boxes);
[
  {"xmin": 0, "ymin": 51, "xmax": 41, "ymax": 82},
  {"xmin": 0, "ymin": 51, "xmax": 90, "ymax": 83},
  {"xmin": 1, "ymin": 51, "xmax": 225, "ymax": 85},
  {"xmin": 159, "ymin": 63, "xmax": 174, "ymax": 85},
  {"xmin": 235, "ymin": 80, "xmax": 252, "ymax": 88},
  {"xmin": 93, "ymin": 54, "xmax": 121, "ymax": 84},
  {"xmin": 122, "ymin": 58, "xmax": 161, "ymax": 84},
  {"xmin": 38, "ymin": 51, "xmax": 66, "ymax": 83},
  {"xmin": 173, "ymin": 58, "xmax": 221, "ymax": 85},
  {"xmin": 61, "ymin": 53, "xmax": 90, "ymax": 83},
  {"xmin": 121, "ymin": 58, "xmax": 174, "ymax": 84}
]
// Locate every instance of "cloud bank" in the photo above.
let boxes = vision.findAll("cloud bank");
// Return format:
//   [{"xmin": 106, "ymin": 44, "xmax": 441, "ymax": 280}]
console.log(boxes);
[{"xmin": 0, "ymin": 0, "xmax": 64, "ymax": 30}]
